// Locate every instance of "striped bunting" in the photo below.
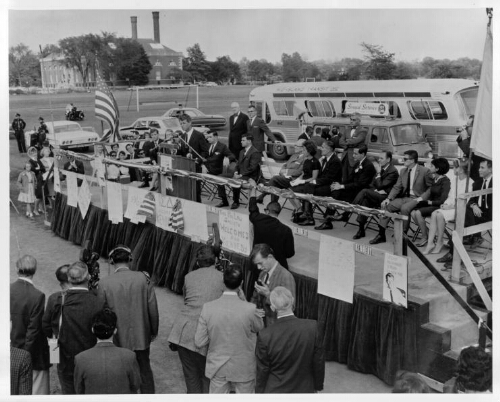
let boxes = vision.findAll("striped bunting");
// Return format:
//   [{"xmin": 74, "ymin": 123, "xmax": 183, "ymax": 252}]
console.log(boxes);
[
  {"xmin": 169, "ymin": 199, "xmax": 184, "ymax": 232},
  {"xmin": 137, "ymin": 192, "xmax": 156, "ymax": 218}
]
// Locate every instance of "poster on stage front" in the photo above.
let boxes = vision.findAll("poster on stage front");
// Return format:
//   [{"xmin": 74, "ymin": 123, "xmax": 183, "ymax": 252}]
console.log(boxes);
[
  {"xmin": 382, "ymin": 253, "xmax": 408, "ymax": 308},
  {"xmin": 107, "ymin": 181, "xmax": 123, "ymax": 223},
  {"xmin": 318, "ymin": 236, "xmax": 355, "ymax": 303},
  {"xmin": 181, "ymin": 199, "xmax": 209, "ymax": 241},
  {"xmin": 124, "ymin": 186, "xmax": 148, "ymax": 224},
  {"xmin": 218, "ymin": 209, "xmax": 252, "ymax": 255},
  {"xmin": 66, "ymin": 172, "xmax": 78, "ymax": 207},
  {"xmin": 77, "ymin": 178, "xmax": 91, "ymax": 219}
]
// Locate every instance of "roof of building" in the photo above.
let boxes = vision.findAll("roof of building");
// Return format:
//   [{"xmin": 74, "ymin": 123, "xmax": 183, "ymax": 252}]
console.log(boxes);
[{"xmin": 136, "ymin": 39, "xmax": 183, "ymax": 57}]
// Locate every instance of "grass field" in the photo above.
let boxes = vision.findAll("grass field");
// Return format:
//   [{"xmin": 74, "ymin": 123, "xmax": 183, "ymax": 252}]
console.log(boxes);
[{"xmin": 9, "ymin": 85, "xmax": 259, "ymax": 139}]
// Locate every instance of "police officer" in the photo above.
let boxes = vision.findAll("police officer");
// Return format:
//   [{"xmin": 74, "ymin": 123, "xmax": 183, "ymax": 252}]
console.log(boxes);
[
  {"xmin": 12, "ymin": 113, "xmax": 27, "ymax": 153},
  {"xmin": 37, "ymin": 117, "xmax": 49, "ymax": 150}
]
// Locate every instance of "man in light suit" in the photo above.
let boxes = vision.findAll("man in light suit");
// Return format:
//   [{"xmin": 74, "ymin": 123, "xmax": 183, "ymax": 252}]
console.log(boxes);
[
  {"xmin": 167, "ymin": 246, "xmax": 225, "ymax": 393},
  {"xmin": 246, "ymin": 104, "xmax": 277, "ymax": 153},
  {"xmin": 230, "ymin": 134, "xmax": 262, "ymax": 209},
  {"xmin": 339, "ymin": 113, "xmax": 368, "ymax": 182},
  {"xmin": 370, "ymin": 150, "xmax": 433, "ymax": 244},
  {"xmin": 195, "ymin": 265, "xmax": 264, "ymax": 393},
  {"xmin": 74, "ymin": 308, "xmax": 141, "ymax": 394},
  {"xmin": 203, "ymin": 131, "xmax": 236, "ymax": 208},
  {"xmin": 10, "ymin": 255, "xmax": 50, "ymax": 395},
  {"xmin": 250, "ymin": 244, "xmax": 296, "ymax": 327},
  {"xmin": 178, "ymin": 113, "xmax": 209, "ymax": 202},
  {"xmin": 256, "ymin": 287, "xmax": 324, "ymax": 393},
  {"xmin": 351, "ymin": 151, "xmax": 399, "ymax": 240},
  {"xmin": 228, "ymin": 102, "xmax": 249, "ymax": 157},
  {"xmin": 98, "ymin": 245, "xmax": 159, "ymax": 394}
]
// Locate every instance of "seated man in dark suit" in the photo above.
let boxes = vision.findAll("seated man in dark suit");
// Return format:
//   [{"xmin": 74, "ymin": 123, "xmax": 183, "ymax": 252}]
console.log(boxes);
[
  {"xmin": 74, "ymin": 309, "xmax": 141, "ymax": 394},
  {"xmin": 142, "ymin": 130, "xmax": 163, "ymax": 160},
  {"xmin": 248, "ymin": 179, "xmax": 295, "ymax": 269},
  {"xmin": 255, "ymin": 287, "xmax": 324, "ymax": 393},
  {"xmin": 315, "ymin": 144, "xmax": 376, "ymax": 230},
  {"xmin": 350, "ymin": 151, "xmax": 399, "ymax": 239},
  {"xmin": 439, "ymin": 159, "xmax": 492, "ymax": 268},
  {"xmin": 203, "ymin": 131, "xmax": 236, "ymax": 208},
  {"xmin": 230, "ymin": 134, "xmax": 262, "ymax": 209},
  {"xmin": 63, "ymin": 154, "xmax": 85, "ymax": 187},
  {"xmin": 292, "ymin": 140, "xmax": 342, "ymax": 226},
  {"xmin": 256, "ymin": 139, "xmax": 306, "ymax": 204},
  {"xmin": 369, "ymin": 150, "xmax": 433, "ymax": 245}
]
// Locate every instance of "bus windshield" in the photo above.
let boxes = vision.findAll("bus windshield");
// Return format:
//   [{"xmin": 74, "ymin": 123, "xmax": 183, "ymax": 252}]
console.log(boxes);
[
  {"xmin": 390, "ymin": 124, "xmax": 425, "ymax": 145},
  {"xmin": 458, "ymin": 87, "xmax": 478, "ymax": 116}
]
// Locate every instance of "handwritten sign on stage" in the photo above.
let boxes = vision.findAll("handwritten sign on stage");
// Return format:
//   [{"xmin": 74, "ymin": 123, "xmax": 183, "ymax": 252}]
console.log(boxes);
[
  {"xmin": 218, "ymin": 209, "xmax": 252, "ymax": 256},
  {"xmin": 318, "ymin": 236, "xmax": 355, "ymax": 303},
  {"xmin": 156, "ymin": 194, "xmax": 176, "ymax": 232},
  {"xmin": 181, "ymin": 199, "xmax": 209, "ymax": 241},
  {"xmin": 383, "ymin": 253, "xmax": 408, "ymax": 308},
  {"xmin": 77, "ymin": 178, "xmax": 91, "ymax": 219},
  {"xmin": 54, "ymin": 167, "xmax": 61, "ymax": 193},
  {"xmin": 125, "ymin": 186, "xmax": 147, "ymax": 224},
  {"xmin": 66, "ymin": 172, "xmax": 78, "ymax": 207},
  {"xmin": 107, "ymin": 181, "xmax": 123, "ymax": 224},
  {"xmin": 91, "ymin": 158, "xmax": 106, "ymax": 187}
]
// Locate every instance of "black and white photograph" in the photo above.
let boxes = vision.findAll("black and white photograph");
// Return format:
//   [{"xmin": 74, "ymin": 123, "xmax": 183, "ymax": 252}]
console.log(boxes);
[{"xmin": 7, "ymin": 0, "xmax": 495, "ymax": 397}]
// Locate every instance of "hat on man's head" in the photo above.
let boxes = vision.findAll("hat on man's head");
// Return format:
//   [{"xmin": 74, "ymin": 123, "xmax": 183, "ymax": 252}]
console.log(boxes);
[
  {"xmin": 15, "ymin": 113, "xmax": 20, "ymax": 117},
  {"xmin": 39, "ymin": 116, "xmax": 44, "ymax": 121}
]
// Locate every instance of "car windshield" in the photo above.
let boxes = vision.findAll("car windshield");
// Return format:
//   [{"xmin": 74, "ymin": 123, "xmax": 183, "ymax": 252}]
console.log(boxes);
[
  {"xmin": 163, "ymin": 119, "xmax": 181, "ymax": 129},
  {"xmin": 390, "ymin": 124, "xmax": 425, "ymax": 145},
  {"xmin": 53, "ymin": 123, "xmax": 81, "ymax": 133},
  {"xmin": 185, "ymin": 110, "xmax": 203, "ymax": 117}
]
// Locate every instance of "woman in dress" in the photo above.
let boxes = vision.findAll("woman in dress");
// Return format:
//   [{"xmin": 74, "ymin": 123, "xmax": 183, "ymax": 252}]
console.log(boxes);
[
  {"xmin": 17, "ymin": 162, "xmax": 37, "ymax": 218},
  {"xmin": 423, "ymin": 159, "xmax": 474, "ymax": 254},
  {"xmin": 411, "ymin": 157, "xmax": 451, "ymax": 247},
  {"xmin": 289, "ymin": 140, "xmax": 321, "ymax": 222}
]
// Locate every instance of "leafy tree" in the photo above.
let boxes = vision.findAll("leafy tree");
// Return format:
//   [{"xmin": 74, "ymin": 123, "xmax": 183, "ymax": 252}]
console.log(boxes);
[
  {"xmin": 393, "ymin": 61, "xmax": 418, "ymax": 79},
  {"xmin": 361, "ymin": 42, "xmax": 396, "ymax": 80},
  {"xmin": 209, "ymin": 56, "xmax": 241, "ymax": 83},
  {"xmin": 39, "ymin": 44, "xmax": 60, "ymax": 58},
  {"xmin": 282, "ymin": 52, "xmax": 305, "ymax": 82},
  {"xmin": 167, "ymin": 66, "xmax": 192, "ymax": 82},
  {"xmin": 183, "ymin": 43, "xmax": 211, "ymax": 82},
  {"xmin": 9, "ymin": 43, "xmax": 40, "ymax": 86},
  {"xmin": 239, "ymin": 57, "xmax": 250, "ymax": 81},
  {"xmin": 58, "ymin": 34, "xmax": 103, "ymax": 84},
  {"xmin": 111, "ymin": 38, "xmax": 152, "ymax": 85},
  {"xmin": 248, "ymin": 59, "xmax": 274, "ymax": 81}
]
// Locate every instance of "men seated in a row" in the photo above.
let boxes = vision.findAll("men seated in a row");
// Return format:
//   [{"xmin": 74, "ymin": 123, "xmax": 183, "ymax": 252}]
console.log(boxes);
[
  {"xmin": 314, "ymin": 144, "xmax": 376, "ymax": 230},
  {"xmin": 351, "ymin": 151, "xmax": 399, "ymax": 239},
  {"xmin": 291, "ymin": 140, "xmax": 342, "ymax": 226},
  {"xmin": 256, "ymin": 139, "xmax": 306, "ymax": 204}
]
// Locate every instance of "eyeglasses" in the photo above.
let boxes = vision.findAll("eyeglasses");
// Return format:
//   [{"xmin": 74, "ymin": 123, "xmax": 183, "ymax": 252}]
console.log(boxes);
[{"xmin": 248, "ymin": 110, "xmax": 256, "ymax": 113}]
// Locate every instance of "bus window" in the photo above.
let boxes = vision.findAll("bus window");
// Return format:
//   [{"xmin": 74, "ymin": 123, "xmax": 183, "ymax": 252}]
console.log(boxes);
[
  {"xmin": 255, "ymin": 101, "xmax": 271, "ymax": 123},
  {"xmin": 372, "ymin": 128, "xmax": 389, "ymax": 144},
  {"xmin": 428, "ymin": 101, "xmax": 448, "ymax": 120},
  {"xmin": 408, "ymin": 101, "xmax": 431, "ymax": 120},
  {"xmin": 273, "ymin": 101, "xmax": 289, "ymax": 116},
  {"xmin": 305, "ymin": 100, "xmax": 335, "ymax": 117},
  {"xmin": 458, "ymin": 87, "xmax": 478, "ymax": 117}
]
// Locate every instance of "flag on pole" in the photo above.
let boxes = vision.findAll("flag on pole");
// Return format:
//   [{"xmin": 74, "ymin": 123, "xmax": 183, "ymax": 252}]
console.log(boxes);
[
  {"xmin": 169, "ymin": 199, "xmax": 184, "ymax": 232},
  {"xmin": 137, "ymin": 191, "xmax": 156, "ymax": 218},
  {"xmin": 471, "ymin": 22, "xmax": 492, "ymax": 160},
  {"xmin": 95, "ymin": 70, "xmax": 121, "ymax": 142}
]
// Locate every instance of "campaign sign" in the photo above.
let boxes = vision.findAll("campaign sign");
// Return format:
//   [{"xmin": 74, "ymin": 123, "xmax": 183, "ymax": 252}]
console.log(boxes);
[
  {"xmin": 345, "ymin": 101, "xmax": 390, "ymax": 116},
  {"xmin": 218, "ymin": 209, "xmax": 252, "ymax": 255}
]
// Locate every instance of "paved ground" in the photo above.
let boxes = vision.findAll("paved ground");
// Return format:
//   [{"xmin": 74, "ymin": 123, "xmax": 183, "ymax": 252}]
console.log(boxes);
[{"xmin": 8, "ymin": 90, "xmax": 392, "ymax": 394}]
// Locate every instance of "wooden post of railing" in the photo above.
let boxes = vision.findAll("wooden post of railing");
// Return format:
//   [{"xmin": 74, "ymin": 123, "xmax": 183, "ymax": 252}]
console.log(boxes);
[
  {"xmin": 451, "ymin": 196, "xmax": 467, "ymax": 282},
  {"xmin": 393, "ymin": 218, "xmax": 404, "ymax": 256}
]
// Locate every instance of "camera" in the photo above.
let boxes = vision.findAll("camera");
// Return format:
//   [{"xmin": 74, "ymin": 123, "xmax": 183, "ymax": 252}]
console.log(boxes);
[{"xmin": 79, "ymin": 240, "xmax": 100, "ymax": 290}]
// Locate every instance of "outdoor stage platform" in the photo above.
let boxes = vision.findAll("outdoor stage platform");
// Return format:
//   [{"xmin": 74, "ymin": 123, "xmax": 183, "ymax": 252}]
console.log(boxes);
[{"xmin": 50, "ymin": 181, "xmax": 491, "ymax": 387}]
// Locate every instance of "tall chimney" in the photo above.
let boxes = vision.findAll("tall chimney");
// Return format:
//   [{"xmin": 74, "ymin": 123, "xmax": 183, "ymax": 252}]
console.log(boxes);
[
  {"xmin": 152, "ymin": 11, "xmax": 160, "ymax": 43},
  {"xmin": 131, "ymin": 16, "xmax": 137, "ymax": 40}
]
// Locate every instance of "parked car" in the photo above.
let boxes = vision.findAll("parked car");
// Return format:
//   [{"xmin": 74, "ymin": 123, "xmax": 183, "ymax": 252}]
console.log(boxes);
[
  {"xmin": 205, "ymin": 82, "xmax": 218, "ymax": 87},
  {"xmin": 312, "ymin": 117, "xmax": 434, "ymax": 163},
  {"xmin": 119, "ymin": 117, "xmax": 183, "ymax": 140},
  {"xmin": 24, "ymin": 121, "xmax": 100, "ymax": 151},
  {"xmin": 163, "ymin": 107, "xmax": 226, "ymax": 128}
]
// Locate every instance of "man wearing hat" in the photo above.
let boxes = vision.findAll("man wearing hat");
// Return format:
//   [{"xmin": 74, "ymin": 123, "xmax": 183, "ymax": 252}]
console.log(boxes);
[
  {"xmin": 12, "ymin": 113, "xmax": 27, "ymax": 153},
  {"xmin": 37, "ymin": 117, "xmax": 49, "ymax": 150}
]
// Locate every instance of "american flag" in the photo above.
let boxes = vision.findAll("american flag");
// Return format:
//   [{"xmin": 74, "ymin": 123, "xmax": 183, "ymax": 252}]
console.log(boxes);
[
  {"xmin": 95, "ymin": 70, "xmax": 121, "ymax": 142},
  {"xmin": 169, "ymin": 199, "xmax": 184, "ymax": 232},
  {"xmin": 137, "ymin": 192, "xmax": 156, "ymax": 218}
]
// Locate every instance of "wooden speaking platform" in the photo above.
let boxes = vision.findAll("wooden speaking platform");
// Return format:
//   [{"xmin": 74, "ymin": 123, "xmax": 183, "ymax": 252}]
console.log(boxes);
[{"xmin": 158, "ymin": 153, "xmax": 197, "ymax": 201}]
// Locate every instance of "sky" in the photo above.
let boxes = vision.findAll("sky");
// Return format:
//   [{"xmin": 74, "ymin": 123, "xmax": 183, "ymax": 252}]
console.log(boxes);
[{"xmin": 7, "ymin": 3, "xmax": 491, "ymax": 64}]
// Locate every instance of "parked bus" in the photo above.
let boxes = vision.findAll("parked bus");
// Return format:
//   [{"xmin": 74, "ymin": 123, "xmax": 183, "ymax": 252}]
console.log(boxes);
[{"xmin": 249, "ymin": 79, "xmax": 478, "ymax": 160}]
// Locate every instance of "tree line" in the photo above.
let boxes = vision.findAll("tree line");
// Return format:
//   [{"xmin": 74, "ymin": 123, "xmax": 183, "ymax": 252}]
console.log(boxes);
[{"xmin": 9, "ymin": 37, "xmax": 482, "ymax": 87}]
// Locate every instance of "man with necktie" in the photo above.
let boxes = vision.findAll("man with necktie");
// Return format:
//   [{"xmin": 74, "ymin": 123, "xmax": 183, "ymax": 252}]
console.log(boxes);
[
  {"xmin": 339, "ymin": 113, "xmax": 367, "ymax": 183},
  {"xmin": 12, "ymin": 113, "xmax": 27, "ymax": 153},
  {"xmin": 246, "ymin": 105, "xmax": 277, "ymax": 154},
  {"xmin": 228, "ymin": 102, "xmax": 249, "ymax": 157}
]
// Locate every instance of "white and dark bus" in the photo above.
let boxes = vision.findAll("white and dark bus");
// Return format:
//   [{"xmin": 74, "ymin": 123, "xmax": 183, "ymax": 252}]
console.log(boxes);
[{"xmin": 249, "ymin": 79, "xmax": 478, "ymax": 159}]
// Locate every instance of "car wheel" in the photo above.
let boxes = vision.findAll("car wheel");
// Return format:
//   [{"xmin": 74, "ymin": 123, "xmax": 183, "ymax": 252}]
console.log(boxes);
[{"xmin": 268, "ymin": 138, "xmax": 288, "ymax": 161}]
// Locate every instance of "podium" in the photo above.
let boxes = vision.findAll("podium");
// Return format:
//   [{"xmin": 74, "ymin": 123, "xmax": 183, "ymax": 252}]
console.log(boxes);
[{"xmin": 158, "ymin": 154, "xmax": 197, "ymax": 201}]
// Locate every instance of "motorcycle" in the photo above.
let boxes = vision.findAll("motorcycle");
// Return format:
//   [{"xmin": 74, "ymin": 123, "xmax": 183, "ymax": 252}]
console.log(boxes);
[{"xmin": 66, "ymin": 108, "xmax": 85, "ymax": 121}]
